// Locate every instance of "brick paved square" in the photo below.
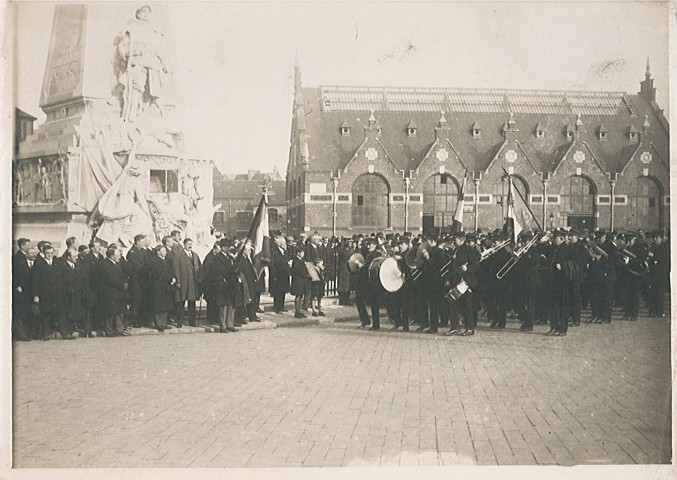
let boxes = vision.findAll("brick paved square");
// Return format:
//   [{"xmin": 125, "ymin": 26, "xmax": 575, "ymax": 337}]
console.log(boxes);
[{"xmin": 11, "ymin": 305, "xmax": 672, "ymax": 468}]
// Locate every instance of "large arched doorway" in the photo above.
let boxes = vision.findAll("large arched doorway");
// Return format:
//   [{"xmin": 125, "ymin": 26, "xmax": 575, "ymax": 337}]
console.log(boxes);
[
  {"xmin": 495, "ymin": 174, "xmax": 529, "ymax": 227},
  {"xmin": 423, "ymin": 174, "xmax": 459, "ymax": 235},
  {"xmin": 351, "ymin": 173, "xmax": 390, "ymax": 228},
  {"xmin": 560, "ymin": 175, "xmax": 596, "ymax": 231},
  {"xmin": 628, "ymin": 176, "xmax": 662, "ymax": 230}
]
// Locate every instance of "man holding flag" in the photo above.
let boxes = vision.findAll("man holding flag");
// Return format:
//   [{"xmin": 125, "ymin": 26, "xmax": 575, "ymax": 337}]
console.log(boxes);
[{"xmin": 243, "ymin": 190, "xmax": 272, "ymax": 313}]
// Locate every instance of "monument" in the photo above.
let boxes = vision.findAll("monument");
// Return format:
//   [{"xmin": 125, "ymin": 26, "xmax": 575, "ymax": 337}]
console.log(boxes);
[{"xmin": 13, "ymin": 4, "xmax": 215, "ymax": 250}]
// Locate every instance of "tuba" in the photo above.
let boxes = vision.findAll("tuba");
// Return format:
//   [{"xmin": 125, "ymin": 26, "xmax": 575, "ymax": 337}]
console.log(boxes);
[{"xmin": 616, "ymin": 248, "xmax": 650, "ymax": 276}]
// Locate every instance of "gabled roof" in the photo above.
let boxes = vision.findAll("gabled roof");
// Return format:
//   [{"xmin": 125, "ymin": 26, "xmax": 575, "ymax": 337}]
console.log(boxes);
[{"xmin": 294, "ymin": 85, "xmax": 668, "ymax": 178}]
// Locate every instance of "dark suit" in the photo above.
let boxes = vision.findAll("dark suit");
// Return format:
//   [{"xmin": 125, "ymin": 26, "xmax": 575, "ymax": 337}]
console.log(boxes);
[
  {"xmin": 148, "ymin": 255, "xmax": 175, "ymax": 330},
  {"xmin": 173, "ymin": 248, "xmax": 203, "ymax": 326},
  {"xmin": 238, "ymin": 253, "xmax": 260, "ymax": 322},
  {"xmin": 31, "ymin": 258, "xmax": 69, "ymax": 338},
  {"xmin": 82, "ymin": 251, "xmax": 104, "ymax": 330},
  {"xmin": 61, "ymin": 261, "xmax": 90, "ymax": 334},
  {"xmin": 202, "ymin": 250, "xmax": 220, "ymax": 325},
  {"xmin": 96, "ymin": 259, "xmax": 128, "ymax": 335},
  {"xmin": 126, "ymin": 245, "xmax": 147, "ymax": 327},
  {"xmin": 12, "ymin": 251, "xmax": 32, "ymax": 340},
  {"xmin": 355, "ymin": 250, "xmax": 382, "ymax": 329},
  {"xmin": 269, "ymin": 245, "xmax": 290, "ymax": 312},
  {"xmin": 451, "ymin": 242, "xmax": 479, "ymax": 331},
  {"xmin": 210, "ymin": 252, "xmax": 239, "ymax": 330}
]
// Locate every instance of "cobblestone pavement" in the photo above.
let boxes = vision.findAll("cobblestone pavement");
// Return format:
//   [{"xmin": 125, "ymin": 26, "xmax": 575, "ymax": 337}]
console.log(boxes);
[{"xmin": 12, "ymin": 305, "xmax": 671, "ymax": 468}]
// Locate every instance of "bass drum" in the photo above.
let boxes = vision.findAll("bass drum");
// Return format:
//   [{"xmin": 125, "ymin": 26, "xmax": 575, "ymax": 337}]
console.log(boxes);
[{"xmin": 379, "ymin": 257, "xmax": 404, "ymax": 292}]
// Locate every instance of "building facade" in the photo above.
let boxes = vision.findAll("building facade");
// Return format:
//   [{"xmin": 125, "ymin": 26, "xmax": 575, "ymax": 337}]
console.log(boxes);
[
  {"xmin": 212, "ymin": 168, "xmax": 286, "ymax": 237},
  {"xmin": 286, "ymin": 62, "xmax": 669, "ymax": 237}
]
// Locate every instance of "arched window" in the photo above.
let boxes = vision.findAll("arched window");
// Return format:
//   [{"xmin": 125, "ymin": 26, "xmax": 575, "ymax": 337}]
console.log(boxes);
[
  {"xmin": 351, "ymin": 173, "xmax": 389, "ymax": 227},
  {"xmin": 560, "ymin": 175, "xmax": 596, "ymax": 230},
  {"xmin": 423, "ymin": 174, "xmax": 459, "ymax": 234},
  {"xmin": 628, "ymin": 177, "xmax": 662, "ymax": 230}
]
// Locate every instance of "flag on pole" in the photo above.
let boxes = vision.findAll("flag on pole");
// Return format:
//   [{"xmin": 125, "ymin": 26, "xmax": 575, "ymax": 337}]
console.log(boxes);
[
  {"xmin": 502, "ymin": 176, "xmax": 538, "ymax": 242},
  {"xmin": 246, "ymin": 192, "xmax": 271, "ymax": 279},
  {"xmin": 451, "ymin": 174, "xmax": 468, "ymax": 233}
]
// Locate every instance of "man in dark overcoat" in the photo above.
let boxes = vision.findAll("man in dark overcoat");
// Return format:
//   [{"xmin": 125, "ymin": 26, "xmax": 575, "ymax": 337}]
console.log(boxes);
[
  {"xmin": 148, "ymin": 245, "xmax": 176, "ymax": 331},
  {"xmin": 97, "ymin": 248, "xmax": 129, "ymax": 336},
  {"xmin": 202, "ymin": 241, "xmax": 222, "ymax": 325},
  {"xmin": 12, "ymin": 241, "xmax": 35, "ymax": 341},
  {"xmin": 173, "ymin": 238, "xmax": 203, "ymax": 327},
  {"xmin": 126, "ymin": 234, "xmax": 147, "ymax": 328},
  {"xmin": 269, "ymin": 234, "xmax": 290, "ymax": 313},
  {"xmin": 210, "ymin": 238, "xmax": 239, "ymax": 332},
  {"xmin": 31, "ymin": 244, "xmax": 71, "ymax": 339},
  {"xmin": 61, "ymin": 249, "xmax": 91, "ymax": 337}
]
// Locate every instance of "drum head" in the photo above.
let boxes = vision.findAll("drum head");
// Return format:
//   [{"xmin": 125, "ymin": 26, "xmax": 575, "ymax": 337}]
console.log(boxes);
[
  {"xmin": 348, "ymin": 253, "xmax": 365, "ymax": 273},
  {"xmin": 369, "ymin": 256, "xmax": 386, "ymax": 284},
  {"xmin": 379, "ymin": 257, "xmax": 404, "ymax": 292}
]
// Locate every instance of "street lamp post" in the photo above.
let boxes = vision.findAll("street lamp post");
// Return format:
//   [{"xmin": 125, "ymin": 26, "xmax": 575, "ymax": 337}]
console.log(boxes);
[
  {"xmin": 404, "ymin": 176, "xmax": 410, "ymax": 233},
  {"xmin": 331, "ymin": 176, "xmax": 339, "ymax": 237}
]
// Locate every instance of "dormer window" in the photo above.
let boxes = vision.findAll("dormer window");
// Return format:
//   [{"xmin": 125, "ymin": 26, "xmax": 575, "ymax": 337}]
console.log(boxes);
[
  {"xmin": 629, "ymin": 131, "xmax": 637, "ymax": 139},
  {"xmin": 535, "ymin": 123, "xmax": 546, "ymax": 138},
  {"xmin": 340, "ymin": 120, "xmax": 351, "ymax": 136},
  {"xmin": 471, "ymin": 122, "xmax": 481, "ymax": 138},
  {"xmin": 597, "ymin": 124, "xmax": 607, "ymax": 140},
  {"xmin": 565, "ymin": 125, "xmax": 574, "ymax": 139},
  {"xmin": 406, "ymin": 120, "xmax": 417, "ymax": 137},
  {"xmin": 377, "ymin": 127, "xmax": 382, "ymax": 135},
  {"xmin": 628, "ymin": 125, "xmax": 638, "ymax": 139}
]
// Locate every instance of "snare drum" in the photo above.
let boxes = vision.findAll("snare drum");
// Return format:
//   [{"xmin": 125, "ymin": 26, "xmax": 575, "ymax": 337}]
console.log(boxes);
[{"xmin": 444, "ymin": 279, "xmax": 471, "ymax": 303}]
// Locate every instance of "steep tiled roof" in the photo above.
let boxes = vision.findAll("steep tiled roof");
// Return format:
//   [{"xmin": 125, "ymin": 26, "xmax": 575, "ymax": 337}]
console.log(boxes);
[{"xmin": 298, "ymin": 85, "xmax": 668, "ymax": 177}]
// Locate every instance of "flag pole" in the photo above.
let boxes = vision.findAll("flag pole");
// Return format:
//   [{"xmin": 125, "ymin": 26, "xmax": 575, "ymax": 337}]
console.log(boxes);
[{"xmin": 501, "ymin": 167, "xmax": 543, "ymax": 232}]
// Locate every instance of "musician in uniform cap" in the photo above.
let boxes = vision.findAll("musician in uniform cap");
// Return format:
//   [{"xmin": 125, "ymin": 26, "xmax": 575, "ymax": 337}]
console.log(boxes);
[
  {"xmin": 484, "ymin": 234, "xmax": 512, "ymax": 329},
  {"xmin": 621, "ymin": 232, "xmax": 644, "ymax": 321},
  {"xmin": 647, "ymin": 230, "xmax": 668, "ymax": 317},
  {"xmin": 566, "ymin": 229, "xmax": 587, "ymax": 327},
  {"xmin": 390, "ymin": 237, "xmax": 412, "ymax": 331},
  {"xmin": 447, "ymin": 231, "xmax": 479, "ymax": 336},
  {"xmin": 587, "ymin": 245, "xmax": 615, "ymax": 324},
  {"xmin": 417, "ymin": 235, "xmax": 447, "ymax": 334},
  {"xmin": 355, "ymin": 238, "xmax": 382, "ymax": 330},
  {"xmin": 547, "ymin": 229, "xmax": 572, "ymax": 336}
]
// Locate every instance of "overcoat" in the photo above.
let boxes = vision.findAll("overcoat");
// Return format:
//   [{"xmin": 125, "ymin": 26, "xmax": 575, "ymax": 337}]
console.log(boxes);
[
  {"xmin": 61, "ymin": 261, "xmax": 89, "ymax": 321},
  {"xmin": 173, "ymin": 248, "xmax": 202, "ymax": 302},
  {"xmin": 31, "ymin": 259, "xmax": 66, "ymax": 314},
  {"xmin": 148, "ymin": 255, "xmax": 175, "ymax": 313},
  {"xmin": 96, "ymin": 259, "xmax": 129, "ymax": 318},
  {"xmin": 269, "ymin": 245, "xmax": 291, "ymax": 295}
]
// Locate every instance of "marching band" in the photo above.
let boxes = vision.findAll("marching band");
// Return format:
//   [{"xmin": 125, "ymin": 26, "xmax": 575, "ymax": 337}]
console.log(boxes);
[{"xmin": 347, "ymin": 228, "xmax": 670, "ymax": 337}]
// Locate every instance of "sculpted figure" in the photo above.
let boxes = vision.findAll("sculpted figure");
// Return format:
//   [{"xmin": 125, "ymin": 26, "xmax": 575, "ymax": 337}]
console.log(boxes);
[{"xmin": 116, "ymin": 5, "xmax": 169, "ymax": 122}]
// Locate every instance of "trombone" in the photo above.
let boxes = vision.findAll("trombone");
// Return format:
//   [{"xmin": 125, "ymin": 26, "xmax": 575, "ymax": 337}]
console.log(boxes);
[
  {"xmin": 496, "ymin": 234, "xmax": 541, "ymax": 280},
  {"xmin": 479, "ymin": 238, "xmax": 511, "ymax": 263}
]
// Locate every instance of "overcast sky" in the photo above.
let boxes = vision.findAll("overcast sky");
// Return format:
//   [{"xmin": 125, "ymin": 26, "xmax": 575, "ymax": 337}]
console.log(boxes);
[{"xmin": 11, "ymin": 1, "xmax": 670, "ymax": 175}]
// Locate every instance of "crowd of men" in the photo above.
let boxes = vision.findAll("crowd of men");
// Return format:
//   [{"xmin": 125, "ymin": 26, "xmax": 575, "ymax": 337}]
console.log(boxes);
[
  {"xmin": 11, "ymin": 226, "xmax": 670, "ymax": 341},
  {"xmin": 11, "ymin": 230, "xmax": 269, "ymax": 340}
]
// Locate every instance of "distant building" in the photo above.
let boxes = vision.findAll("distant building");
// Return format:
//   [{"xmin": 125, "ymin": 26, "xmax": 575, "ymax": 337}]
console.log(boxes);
[
  {"xmin": 286, "ymin": 60, "xmax": 669, "ymax": 236},
  {"xmin": 212, "ymin": 167, "xmax": 286, "ymax": 237},
  {"xmin": 14, "ymin": 108, "xmax": 37, "ymax": 155}
]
